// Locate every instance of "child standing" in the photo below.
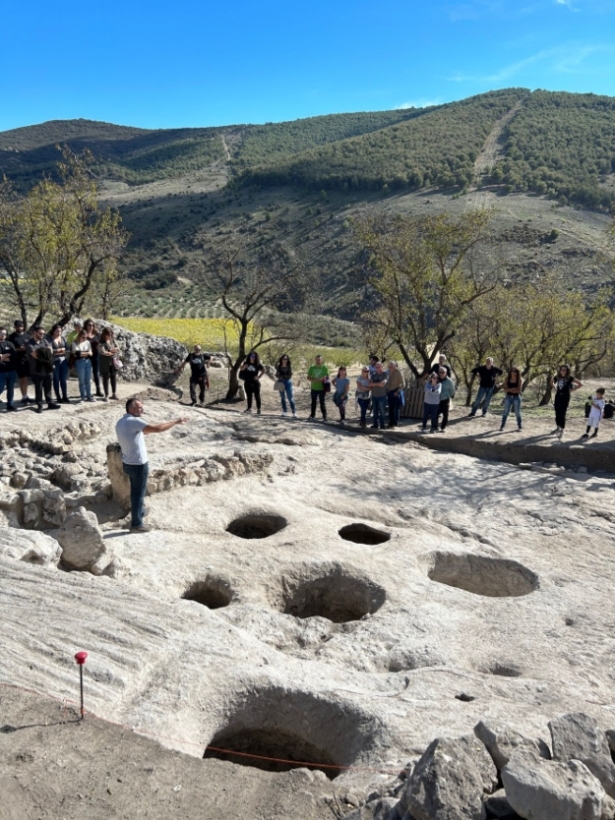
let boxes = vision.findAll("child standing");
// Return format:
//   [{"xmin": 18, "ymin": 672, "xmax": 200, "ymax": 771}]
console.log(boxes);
[
  {"xmin": 582, "ymin": 388, "xmax": 606, "ymax": 440},
  {"xmin": 333, "ymin": 366, "xmax": 350, "ymax": 425}
]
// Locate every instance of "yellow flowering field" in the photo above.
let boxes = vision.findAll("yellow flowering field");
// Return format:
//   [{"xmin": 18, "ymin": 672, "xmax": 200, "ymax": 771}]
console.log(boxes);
[
  {"xmin": 112, "ymin": 316, "xmax": 367, "ymax": 369},
  {"xmin": 111, "ymin": 317, "xmax": 242, "ymax": 350}
]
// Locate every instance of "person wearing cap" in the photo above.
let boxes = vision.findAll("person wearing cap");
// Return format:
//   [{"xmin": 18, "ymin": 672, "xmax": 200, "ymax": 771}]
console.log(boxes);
[
  {"xmin": 0, "ymin": 327, "xmax": 18, "ymax": 412},
  {"xmin": 176, "ymin": 345, "xmax": 211, "ymax": 406},
  {"xmin": 8, "ymin": 319, "xmax": 32, "ymax": 404},
  {"xmin": 115, "ymin": 398, "xmax": 189, "ymax": 533},
  {"xmin": 25, "ymin": 326, "xmax": 60, "ymax": 413}
]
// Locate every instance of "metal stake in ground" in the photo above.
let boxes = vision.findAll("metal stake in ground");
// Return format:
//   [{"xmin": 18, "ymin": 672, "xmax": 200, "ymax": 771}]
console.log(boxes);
[{"xmin": 74, "ymin": 651, "xmax": 88, "ymax": 719}]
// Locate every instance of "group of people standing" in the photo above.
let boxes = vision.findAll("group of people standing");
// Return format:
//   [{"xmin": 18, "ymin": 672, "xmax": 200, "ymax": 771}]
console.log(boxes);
[{"xmin": 0, "ymin": 318, "xmax": 121, "ymax": 413}]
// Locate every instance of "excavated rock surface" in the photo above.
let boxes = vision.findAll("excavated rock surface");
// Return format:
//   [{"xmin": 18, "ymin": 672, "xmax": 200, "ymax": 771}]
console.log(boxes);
[{"xmin": 1, "ymin": 391, "xmax": 615, "ymax": 817}]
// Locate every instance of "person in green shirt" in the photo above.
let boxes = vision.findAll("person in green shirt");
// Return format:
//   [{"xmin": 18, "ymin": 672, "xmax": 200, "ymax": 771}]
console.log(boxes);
[{"xmin": 306, "ymin": 355, "xmax": 329, "ymax": 421}]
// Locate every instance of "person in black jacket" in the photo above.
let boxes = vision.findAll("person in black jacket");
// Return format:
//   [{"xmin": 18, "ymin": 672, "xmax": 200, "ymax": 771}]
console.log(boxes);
[
  {"xmin": 25, "ymin": 326, "xmax": 60, "ymax": 413},
  {"xmin": 8, "ymin": 319, "xmax": 32, "ymax": 405},
  {"xmin": 240, "ymin": 351, "xmax": 264, "ymax": 414},
  {"xmin": 0, "ymin": 327, "xmax": 18, "ymax": 412},
  {"xmin": 551, "ymin": 364, "xmax": 582, "ymax": 440},
  {"xmin": 176, "ymin": 345, "xmax": 211, "ymax": 406},
  {"xmin": 469, "ymin": 357, "xmax": 503, "ymax": 417}
]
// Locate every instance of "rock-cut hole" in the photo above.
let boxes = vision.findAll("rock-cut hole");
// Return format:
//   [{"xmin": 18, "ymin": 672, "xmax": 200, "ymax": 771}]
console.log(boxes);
[
  {"xmin": 282, "ymin": 566, "xmax": 386, "ymax": 623},
  {"xmin": 204, "ymin": 727, "xmax": 339, "ymax": 778},
  {"xmin": 203, "ymin": 686, "xmax": 377, "ymax": 780},
  {"xmin": 426, "ymin": 552, "xmax": 539, "ymax": 598},
  {"xmin": 226, "ymin": 514, "xmax": 287, "ymax": 540},
  {"xmin": 183, "ymin": 579, "xmax": 233, "ymax": 609},
  {"xmin": 338, "ymin": 523, "xmax": 390, "ymax": 545}
]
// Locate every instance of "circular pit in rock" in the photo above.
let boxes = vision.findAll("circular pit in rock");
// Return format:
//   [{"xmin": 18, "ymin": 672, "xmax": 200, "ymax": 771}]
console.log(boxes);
[
  {"xmin": 203, "ymin": 686, "xmax": 378, "ymax": 779},
  {"xmin": 182, "ymin": 578, "xmax": 234, "ymax": 609},
  {"xmin": 338, "ymin": 523, "xmax": 391, "ymax": 545},
  {"xmin": 226, "ymin": 513, "xmax": 287, "ymax": 540},
  {"xmin": 426, "ymin": 552, "xmax": 539, "ymax": 598},
  {"xmin": 281, "ymin": 565, "xmax": 386, "ymax": 623}
]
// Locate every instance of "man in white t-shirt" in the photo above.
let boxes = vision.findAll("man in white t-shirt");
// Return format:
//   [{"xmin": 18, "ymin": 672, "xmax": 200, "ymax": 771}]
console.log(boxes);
[{"xmin": 115, "ymin": 398, "xmax": 189, "ymax": 533}]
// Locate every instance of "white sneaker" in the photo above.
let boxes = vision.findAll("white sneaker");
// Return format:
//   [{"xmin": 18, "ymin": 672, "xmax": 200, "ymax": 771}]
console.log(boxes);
[
  {"xmin": 292, "ymin": 412, "xmax": 298, "ymax": 419},
  {"xmin": 281, "ymin": 411, "xmax": 287, "ymax": 417}
]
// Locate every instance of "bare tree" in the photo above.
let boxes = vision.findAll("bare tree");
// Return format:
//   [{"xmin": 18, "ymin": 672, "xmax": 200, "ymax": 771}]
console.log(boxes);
[{"xmin": 199, "ymin": 231, "xmax": 315, "ymax": 400}]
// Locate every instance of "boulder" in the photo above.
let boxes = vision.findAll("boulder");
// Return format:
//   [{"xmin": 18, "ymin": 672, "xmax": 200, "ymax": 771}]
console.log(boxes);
[
  {"xmin": 549, "ymin": 713, "xmax": 615, "ymax": 799},
  {"xmin": 105, "ymin": 322, "xmax": 187, "ymax": 385},
  {"xmin": 483, "ymin": 789, "xmax": 522, "ymax": 819},
  {"xmin": 502, "ymin": 751, "xmax": 606, "ymax": 820},
  {"xmin": 106, "ymin": 442, "xmax": 131, "ymax": 509},
  {"xmin": 402, "ymin": 736, "xmax": 497, "ymax": 820},
  {"xmin": 17, "ymin": 486, "xmax": 66, "ymax": 529},
  {"xmin": 0, "ymin": 528, "xmax": 62, "ymax": 567},
  {"xmin": 56, "ymin": 506, "xmax": 114, "ymax": 575},
  {"xmin": 474, "ymin": 720, "xmax": 550, "ymax": 771}
]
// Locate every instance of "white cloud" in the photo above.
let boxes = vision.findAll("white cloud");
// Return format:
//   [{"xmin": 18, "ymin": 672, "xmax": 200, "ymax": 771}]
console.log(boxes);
[{"xmin": 447, "ymin": 43, "xmax": 606, "ymax": 83}]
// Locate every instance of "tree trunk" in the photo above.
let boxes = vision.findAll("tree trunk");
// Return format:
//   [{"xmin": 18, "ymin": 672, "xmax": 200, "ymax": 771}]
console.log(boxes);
[
  {"xmin": 538, "ymin": 376, "xmax": 553, "ymax": 406},
  {"xmin": 225, "ymin": 361, "xmax": 242, "ymax": 401}
]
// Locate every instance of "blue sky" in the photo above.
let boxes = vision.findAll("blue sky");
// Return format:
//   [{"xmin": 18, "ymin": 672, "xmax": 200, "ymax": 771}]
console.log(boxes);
[{"xmin": 1, "ymin": 0, "xmax": 614, "ymax": 131}]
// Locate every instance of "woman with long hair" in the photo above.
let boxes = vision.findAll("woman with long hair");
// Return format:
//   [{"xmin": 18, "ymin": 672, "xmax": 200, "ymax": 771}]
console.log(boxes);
[
  {"xmin": 98, "ymin": 327, "xmax": 120, "ymax": 402},
  {"xmin": 275, "ymin": 354, "xmax": 296, "ymax": 418},
  {"xmin": 49, "ymin": 324, "xmax": 69, "ymax": 403},
  {"xmin": 84, "ymin": 319, "xmax": 103, "ymax": 397},
  {"xmin": 552, "ymin": 364, "xmax": 582, "ymax": 440},
  {"xmin": 332, "ymin": 366, "xmax": 350, "ymax": 425},
  {"xmin": 500, "ymin": 366, "xmax": 523, "ymax": 432},
  {"xmin": 71, "ymin": 328, "xmax": 93, "ymax": 402},
  {"xmin": 240, "ymin": 351, "xmax": 264, "ymax": 414}
]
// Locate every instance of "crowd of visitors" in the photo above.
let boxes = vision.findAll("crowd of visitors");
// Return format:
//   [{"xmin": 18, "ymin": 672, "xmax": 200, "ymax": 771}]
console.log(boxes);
[
  {"xmin": 0, "ymin": 318, "xmax": 121, "ymax": 413},
  {"xmin": 0, "ymin": 318, "xmax": 612, "ymax": 441}
]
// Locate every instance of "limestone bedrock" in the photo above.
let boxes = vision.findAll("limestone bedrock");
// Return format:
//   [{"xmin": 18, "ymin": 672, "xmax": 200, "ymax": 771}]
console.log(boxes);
[{"xmin": 1, "ymin": 399, "xmax": 615, "ymax": 786}]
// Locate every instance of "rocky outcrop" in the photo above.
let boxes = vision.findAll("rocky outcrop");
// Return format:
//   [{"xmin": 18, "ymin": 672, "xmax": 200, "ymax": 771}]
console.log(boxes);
[
  {"xmin": 549, "ymin": 713, "xmax": 615, "ymax": 799},
  {"xmin": 502, "ymin": 751, "xmax": 606, "ymax": 820},
  {"xmin": 106, "ymin": 442, "xmax": 273, "ymax": 509},
  {"xmin": 0, "ymin": 528, "xmax": 62, "ymax": 567},
  {"xmin": 474, "ymin": 720, "xmax": 550, "ymax": 771},
  {"xmin": 105, "ymin": 323, "xmax": 187, "ymax": 385},
  {"xmin": 401, "ymin": 735, "xmax": 497, "ymax": 820},
  {"xmin": 56, "ymin": 506, "xmax": 114, "ymax": 575}
]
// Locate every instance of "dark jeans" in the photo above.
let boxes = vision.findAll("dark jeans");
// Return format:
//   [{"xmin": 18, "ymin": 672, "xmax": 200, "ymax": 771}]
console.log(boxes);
[
  {"xmin": 245, "ymin": 380, "xmax": 261, "ymax": 411},
  {"xmin": 32, "ymin": 373, "xmax": 53, "ymax": 406},
  {"xmin": 438, "ymin": 398, "xmax": 450, "ymax": 430},
  {"xmin": 422, "ymin": 402, "xmax": 439, "ymax": 430},
  {"xmin": 310, "ymin": 389, "xmax": 326, "ymax": 419},
  {"xmin": 102, "ymin": 370, "xmax": 117, "ymax": 398},
  {"xmin": 554, "ymin": 393, "xmax": 570, "ymax": 429},
  {"xmin": 471, "ymin": 385, "xmax": 495, "ymax": 415},
  {"xmin": 371, "ymin": 395, "xmax": 386, "ymax": 428},
  {"xmin": 357, "ymin": 397, "xmax": 369, "ymax": 424},
  {"xmin": 53, "ymin": 358, "xmax": 69, "ymax": 400},
  {"xmin": 190, "ymin": 375, "xmax": 206, "ymax": 404},
  {"xmin": 92, "ymin": 354, "xmax": 101, "ymax": 394},
  {"xmin": 0, "ymin": 370, "xmax": 17, "ymax": 407},
  {"xmin": 122, "ymin": 462, "xmax": 149, "ymax": 528},
  {"xmin": 387, "ymin": 391, "xmax": 401, "ymax": 427}
]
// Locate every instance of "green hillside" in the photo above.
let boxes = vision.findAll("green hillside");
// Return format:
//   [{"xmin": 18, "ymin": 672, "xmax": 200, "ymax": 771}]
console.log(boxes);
[
  {"xmin": 490, "ymin": 90, "xmax": 615, "ymax": 209},
  {"xmin": 238, "ymin": 89, "xmax": 529, "ymax": 191},
  {"xmin": 233, "ymin": 109, "xmax": 424, "ymax": 170}
]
